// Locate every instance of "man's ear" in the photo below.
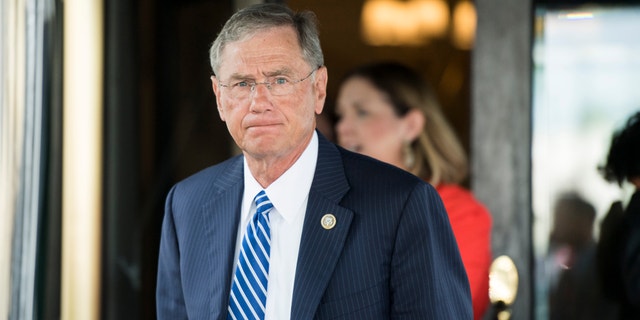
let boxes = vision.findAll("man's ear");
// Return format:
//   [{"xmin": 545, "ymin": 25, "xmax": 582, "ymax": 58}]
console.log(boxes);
[
  {"xmin": 211, "ymin": 75, "xmax": 225, "ymax": 122},
  {"xmin": 403, "ymin": 109, "xmax": 425, "ymax": 141},
  {"xmin": 314, "ymin": 66, "xmax": 328, "ymax": 115}
]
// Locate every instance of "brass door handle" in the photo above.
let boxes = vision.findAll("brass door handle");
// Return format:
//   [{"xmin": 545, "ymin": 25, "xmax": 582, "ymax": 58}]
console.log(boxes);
[{"xmin": 489, "ymin": 255, "xmax": 519, "ymax": 320}]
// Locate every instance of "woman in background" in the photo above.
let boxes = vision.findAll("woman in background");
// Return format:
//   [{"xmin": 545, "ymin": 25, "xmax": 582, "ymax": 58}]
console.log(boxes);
[{"xmin": 335, "ymin": 61, "xmax": 492, "ymax": 319}]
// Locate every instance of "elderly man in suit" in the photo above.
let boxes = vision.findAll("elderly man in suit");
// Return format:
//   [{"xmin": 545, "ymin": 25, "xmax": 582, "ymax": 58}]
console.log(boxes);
[{"xmin": 156, "ymin": 3, "xmax": 472, "ymax": 319}]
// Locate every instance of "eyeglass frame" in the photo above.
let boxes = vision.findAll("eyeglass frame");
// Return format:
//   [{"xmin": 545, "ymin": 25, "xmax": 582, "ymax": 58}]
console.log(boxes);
[{"xmin": 217, "ymin": 66, "xmax": 320, "ymax": 98}]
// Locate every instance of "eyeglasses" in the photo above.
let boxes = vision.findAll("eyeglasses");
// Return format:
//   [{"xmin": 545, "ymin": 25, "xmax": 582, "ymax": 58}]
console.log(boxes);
[{"xmin": 218, "ymin": 68, "xmax": 318, "ymax": 99}]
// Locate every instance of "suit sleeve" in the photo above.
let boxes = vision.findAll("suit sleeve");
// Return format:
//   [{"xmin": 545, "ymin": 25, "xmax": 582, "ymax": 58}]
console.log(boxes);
[
  {"xmin": 390, "ymin": 183, "xmax": 473, "ymax": 319},
  {"xmin": 156, "ymin": 185, "xmax": 188, "ymax": 319}
]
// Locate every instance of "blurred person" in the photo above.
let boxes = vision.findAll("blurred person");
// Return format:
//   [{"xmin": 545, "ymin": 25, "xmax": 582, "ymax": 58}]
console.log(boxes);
[
  {"xmin": 546, "ymin": 192, "xmax": 618, "ymax": 320},
  {"xmin": 548, "ymin": 193, "xmax": 596, "ymax": 272},
  {"xmin": 334, "ymin": 61, "xmax": 492, "ymax": 319},
  {"xmin": 597, "ymin": 110, "xmax": 640, "ymax": 319},
  {"xmin": 156, "ymin": 4, "xmax": 472, "ymax": 319}
]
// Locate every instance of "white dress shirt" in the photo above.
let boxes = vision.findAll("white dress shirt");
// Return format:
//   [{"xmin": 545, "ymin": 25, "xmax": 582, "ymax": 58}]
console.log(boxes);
[{"xmin": 234, "ymin": 132, "xmax": 318, "ymax": 320}]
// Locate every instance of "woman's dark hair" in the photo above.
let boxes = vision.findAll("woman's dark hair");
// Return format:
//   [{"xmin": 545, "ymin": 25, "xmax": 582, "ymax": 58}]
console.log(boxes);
[{"xmin": 600, "ymin": 111, "xmax": 640, "ymax": 186}]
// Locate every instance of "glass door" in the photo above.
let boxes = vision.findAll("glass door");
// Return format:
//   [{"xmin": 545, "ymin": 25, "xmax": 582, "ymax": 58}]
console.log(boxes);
[{"xmin": 531, "ymin": 3, "xmax": 640, "ymax": 319}]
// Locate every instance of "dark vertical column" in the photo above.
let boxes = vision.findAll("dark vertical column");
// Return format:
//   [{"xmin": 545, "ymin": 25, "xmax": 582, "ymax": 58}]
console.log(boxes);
[
  {"xmin": 37, "ymin": 0, "xmax": 63, "ymax": 318},
  {"xmin": 104, "ymin": 0, "xmax": 141, "ymax": 318}
]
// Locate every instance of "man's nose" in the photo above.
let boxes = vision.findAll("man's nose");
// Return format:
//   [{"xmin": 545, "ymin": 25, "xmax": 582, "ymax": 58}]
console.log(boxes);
[
  {"xmin": 250, "ymin": 82, "xmax": 272, "ymax": 97},
  {"xmin": 249, "ymin": 83, "xmax": 273, "ymax": 112}
]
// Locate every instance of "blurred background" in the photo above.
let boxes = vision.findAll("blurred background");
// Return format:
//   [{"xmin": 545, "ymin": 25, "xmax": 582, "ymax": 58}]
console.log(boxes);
[{"xmin": 1, "ymin": 0, "xmax": 639, "ymax": 319}]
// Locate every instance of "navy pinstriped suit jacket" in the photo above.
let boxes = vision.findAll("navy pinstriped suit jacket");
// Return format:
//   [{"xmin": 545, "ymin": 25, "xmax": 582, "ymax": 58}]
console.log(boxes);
[{"xmin": 156, "ymin": 132, "xmax": 472, "ymax": 319}]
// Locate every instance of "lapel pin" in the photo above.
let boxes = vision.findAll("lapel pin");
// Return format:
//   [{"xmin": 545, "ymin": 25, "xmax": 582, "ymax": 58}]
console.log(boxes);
[{"xmin": 321, "ymin": 214, "xmax": 336, "ymax": 230}]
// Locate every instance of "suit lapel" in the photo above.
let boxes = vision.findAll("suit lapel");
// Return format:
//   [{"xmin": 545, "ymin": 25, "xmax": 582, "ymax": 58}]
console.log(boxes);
[
  {"xmin": 291, "ymin": 133, "xmax": 353, "ymax": 319},
  {"xmin": 200, "ymin": 156, "xmax": 244, "ymax": 319}
]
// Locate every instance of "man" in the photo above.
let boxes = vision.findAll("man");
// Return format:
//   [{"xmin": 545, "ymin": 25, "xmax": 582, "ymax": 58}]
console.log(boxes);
[{"xmin": 156, "ymin": 3, "xmax": 472, "ymax": 319}]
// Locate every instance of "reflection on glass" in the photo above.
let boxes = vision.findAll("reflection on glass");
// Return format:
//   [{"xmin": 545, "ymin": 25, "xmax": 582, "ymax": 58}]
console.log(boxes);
[{"xmin": 532, "ymin": 4, "xmax": 640, "ymax": 319}]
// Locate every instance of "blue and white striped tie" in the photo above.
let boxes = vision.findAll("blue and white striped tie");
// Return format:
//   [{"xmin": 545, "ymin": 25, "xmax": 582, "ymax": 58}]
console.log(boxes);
[{"xmin": 228, "ymin": 190, "xmax": 273, "ymax": 320}]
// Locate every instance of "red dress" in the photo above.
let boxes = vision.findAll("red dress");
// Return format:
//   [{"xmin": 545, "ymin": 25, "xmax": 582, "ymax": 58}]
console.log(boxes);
[{"xmin": 436, "ymin": 184, "xmax": 492, "ymax": 319}]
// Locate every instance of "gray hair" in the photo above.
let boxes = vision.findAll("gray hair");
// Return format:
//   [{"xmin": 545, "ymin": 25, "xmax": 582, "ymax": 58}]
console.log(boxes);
[{"xmin": 209, "ymin": 3, "xmax": 324, "ymax": 76}]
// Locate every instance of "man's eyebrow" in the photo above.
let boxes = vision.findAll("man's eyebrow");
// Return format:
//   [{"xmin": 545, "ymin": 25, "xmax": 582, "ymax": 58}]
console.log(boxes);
[
  {"xmin": 263, "ymin": 67, "xmax": 293, "ymax": 77},
  {"xmin": 225, "ymin": 67, "xmax": 294, "ymax": 80},
  {"xmin": 226, "ymin": 72, "xmax": 254, "ymax": 81}
]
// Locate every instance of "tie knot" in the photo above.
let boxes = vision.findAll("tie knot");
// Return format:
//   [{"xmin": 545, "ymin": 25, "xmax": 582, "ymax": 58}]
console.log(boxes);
[{"xmin": 254, "ymin": 190, "xmax": 274, "ymax": 216}]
